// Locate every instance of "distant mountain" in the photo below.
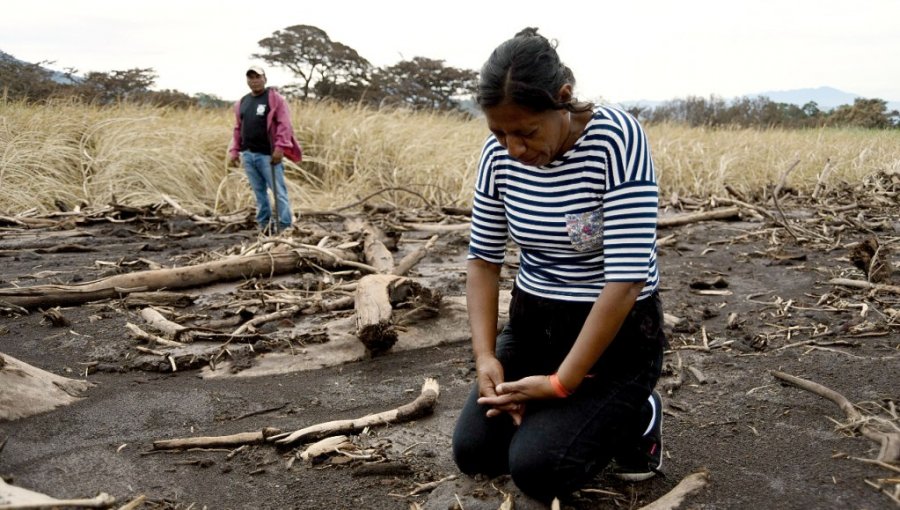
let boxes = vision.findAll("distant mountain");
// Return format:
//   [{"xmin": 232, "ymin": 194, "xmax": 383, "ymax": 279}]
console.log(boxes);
[{"xmin": 617, "ymin": 86, "xmax": 899, "ymax": 113}]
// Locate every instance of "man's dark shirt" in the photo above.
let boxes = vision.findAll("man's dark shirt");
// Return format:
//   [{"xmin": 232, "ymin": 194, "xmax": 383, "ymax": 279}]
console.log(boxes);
[{"xmin": 239, "ymin": 89, "xmax": 271, "ymax": 154}]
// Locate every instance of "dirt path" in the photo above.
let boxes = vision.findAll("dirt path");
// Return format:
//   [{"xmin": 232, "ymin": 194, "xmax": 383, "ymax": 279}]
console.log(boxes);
[{"xmin": 1, "ymin": 206, "xmax": 898, "ymax": 509}]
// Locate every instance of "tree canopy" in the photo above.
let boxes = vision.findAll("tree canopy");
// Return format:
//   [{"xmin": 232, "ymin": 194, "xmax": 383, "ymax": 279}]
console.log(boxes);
[
  {"xmin": 630, "ymin": 94, "xmax": 900, "ymax": 129},
  {"xmin": 254, "ymin": 25, "xmax": 477, "ymax": 111}
]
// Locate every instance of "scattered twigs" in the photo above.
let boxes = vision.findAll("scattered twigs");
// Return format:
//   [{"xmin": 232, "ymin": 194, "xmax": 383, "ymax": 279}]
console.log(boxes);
[
  {"xmin": 829, "ymin": 278, "xmax": 900, "ymax": 295},
  {"xmin": 152, "ymin": 427, "xmax": 283, "ymax": 450},
  {"xmin": 406, "ymin": 475, "xmax": 458, "ymax": 497},
  {"xmin": 125, "ymin": 323, "xmax": 185, "ymax": 348},
  {"xmin": 722, "ymin": 186, "xmax": 777, "ymax": 222},
  {"xmin": 233, "ymin": 403, "xmax": 289, "ymax": 421},
  {"xmin": 811, "ymin": 158, "xmax": 834, "ymax": 199},
  {"xmin": 637, "ymin": 470, "xmax": 709, "ymax": 510},
  {"xmin": 272, "ymin": 378, "xmax": 440, "ymax": 445},
  {"xmin": 771, "ymin": 371, "xmax": 899, "ymax": 462},
  {"xmin": 770, "ymin": 160, "xmax": 802, "ymax": 242},
  {"xmin": 231, "ymin": 306, "xmax": 300, "ymax": 336}
]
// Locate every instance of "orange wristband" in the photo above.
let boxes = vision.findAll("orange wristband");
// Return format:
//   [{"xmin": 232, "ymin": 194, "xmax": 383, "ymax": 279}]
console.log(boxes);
[{"xmin": 548, "ymin": 373, "xmax": 572, "ymax": 398}]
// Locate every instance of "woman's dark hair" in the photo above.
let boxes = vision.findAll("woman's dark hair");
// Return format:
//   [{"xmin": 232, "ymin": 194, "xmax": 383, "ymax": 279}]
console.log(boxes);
[{"xmin": 477, "ymin": 27, "xmax": 591, "ymax": 113}]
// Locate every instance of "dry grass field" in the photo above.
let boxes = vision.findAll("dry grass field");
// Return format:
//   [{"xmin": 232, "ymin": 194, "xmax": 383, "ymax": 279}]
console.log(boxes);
[{"xmin": 2, "ymin": 99, "xmax": 899, "ymax": 216}]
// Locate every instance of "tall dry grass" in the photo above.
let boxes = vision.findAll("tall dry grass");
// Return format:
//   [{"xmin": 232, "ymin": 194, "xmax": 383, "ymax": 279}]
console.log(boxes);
[{"xmin": 1, "ymin": 99, "xmax": 899, "ymax": 216}]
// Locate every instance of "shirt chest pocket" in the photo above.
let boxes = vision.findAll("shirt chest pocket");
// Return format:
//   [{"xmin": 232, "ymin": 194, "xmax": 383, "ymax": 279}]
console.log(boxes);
[{"xmin": 564, "ymin": 208, "xmax": 603, "ymax": 252}]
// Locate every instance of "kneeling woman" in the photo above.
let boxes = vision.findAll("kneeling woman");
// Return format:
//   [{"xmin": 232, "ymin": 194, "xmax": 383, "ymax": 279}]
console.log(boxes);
[{"xmin": 452, "ymin": 28, "xmax": 668, "ymax": 503}]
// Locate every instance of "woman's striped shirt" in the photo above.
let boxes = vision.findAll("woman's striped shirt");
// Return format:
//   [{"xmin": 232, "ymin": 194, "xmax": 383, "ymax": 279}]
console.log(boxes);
[{"xmin": 468, "ymin": 105, "xmax": 660, "ymax": 303}]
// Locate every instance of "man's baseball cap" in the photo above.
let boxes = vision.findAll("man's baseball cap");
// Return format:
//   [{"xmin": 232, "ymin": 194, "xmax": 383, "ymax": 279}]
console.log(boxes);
[{"xmin": 246, "ymin": 66, "xmax": 265, "ymax": 77}]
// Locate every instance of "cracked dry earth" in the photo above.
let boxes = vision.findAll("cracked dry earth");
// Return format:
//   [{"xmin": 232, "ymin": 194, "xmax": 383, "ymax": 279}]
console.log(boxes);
[{"xmin": 0, "ymin": 203, "xmax": 898, "ymax": 510}]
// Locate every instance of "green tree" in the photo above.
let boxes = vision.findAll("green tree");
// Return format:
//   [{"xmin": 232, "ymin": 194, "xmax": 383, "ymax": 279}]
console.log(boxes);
[
  {"xmin": 371, "ymin": 57, "xmax": 477, "ymax": 111},
  {"xmin": 79, "ymin": 68, "xmax": 157, "ymax": 103},
  {"xmin": 254, "ymin": 24, "xmax": 371, "ymax": 100},
  {"xmin": 828, "ymin": 98, "xmax": 894, "ymax": 129},
  {"xmin": 0, "ymin": 52, "xmax": 62, "ymax": 101}
]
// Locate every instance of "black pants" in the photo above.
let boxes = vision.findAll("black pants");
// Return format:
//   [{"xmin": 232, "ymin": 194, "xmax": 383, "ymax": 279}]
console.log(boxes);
[{"xmin": 452, "ymin": 287, "xmax": 667, "ymax": 502}]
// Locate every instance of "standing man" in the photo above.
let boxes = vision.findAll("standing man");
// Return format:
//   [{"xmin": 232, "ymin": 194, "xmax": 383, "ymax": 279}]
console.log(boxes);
[{"xmin": 228, "ymin": 66, "xmax": 302, "ymax": 233}]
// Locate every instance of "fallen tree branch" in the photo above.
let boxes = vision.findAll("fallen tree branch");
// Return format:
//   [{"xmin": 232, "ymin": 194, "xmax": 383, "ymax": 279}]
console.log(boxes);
[
  {"xmin": 272, "ymin": 378, "xmax": 440, "ymax": 445},
  {"xmin": 151, "ymin": 379, "xmax": 440, "ymax": 450},
  {"xmin": 657, "ymin": 207, "xmax": 741, "ymax": 228},
  {"xmin": 0, "ymin": 478, "xmax": 115, "ymax": 509},
  {"xmin": 0, "ymin": 248, "xmax": 358, "ymax": 310},
  {"xmin": 152, "ymin": 427, "xmax": 282, "ymax": 450},
  {"xmin": 772, "ymin": 370, "xmax": 900, "ymax": 462},
  {"xmin": 160, "ymin": 194, "xmax": 215, "ymax": 224},
  {"xmin": 115, "ymin": 494, "xmax": 146, "ymax": 510},
  {"xmin": 393, "ymin": 235, "xmax": 439, "ymax": 277},
  {"xmin": 637, "ymin": 471, "xmax": 709, "ymax": 510}
]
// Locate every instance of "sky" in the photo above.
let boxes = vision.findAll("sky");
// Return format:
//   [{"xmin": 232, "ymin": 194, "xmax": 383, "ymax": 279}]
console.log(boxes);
[{"xmin": 2, "ymin": 0, "xmax": 899, "ymax": 104}]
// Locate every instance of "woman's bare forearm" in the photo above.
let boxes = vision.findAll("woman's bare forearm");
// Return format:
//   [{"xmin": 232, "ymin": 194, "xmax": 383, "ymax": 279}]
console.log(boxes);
[
  {"xmin": 556, "ymin": 281, "xmax": 644, "ymax": 391},
  {"xmin": 466, "ymin": 258, "xmax": 502, "ymax": 360}
]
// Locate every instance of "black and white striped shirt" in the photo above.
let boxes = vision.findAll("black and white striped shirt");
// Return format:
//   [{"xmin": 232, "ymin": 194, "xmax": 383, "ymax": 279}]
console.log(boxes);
[{"xmin": 468, "ymin": 105, "xmax": 660, "ymax": 303}]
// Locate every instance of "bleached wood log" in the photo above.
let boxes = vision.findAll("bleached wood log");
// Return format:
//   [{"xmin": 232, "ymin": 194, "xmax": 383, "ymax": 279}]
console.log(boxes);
[
  {"xmin": 354, "ymin": 275, "xmax": 441, "ymax": 355},
  {"xmin": 300, "ymin": 435, "xmax": 351, "ymax": 461},
  {"xmin": 345, "ymin": 217, "xmax": 394, "ymax": 273},
  {"xmin": 152, "ymin": 427, "xmax": 282, "ymax": 450},
  {"xmin": 0, "ymin": 248, "xmax": 358, "ymax": 310},
  {"xmin": 0, "ymin": 352, "xmax": 93, "ymax": 422},
  {"xmin": 272, "ymin": 378, "xmax": 440, "ymax": 445},
  {"xmin": 139, "ymin": 307, "xmax": 190, "ymax": 340},
  {"xmin": 355, "ymin": 274, "xmax": 402, "ymax": 354},
  {"xmin": 637, "ymin": 471, "xmax": 709, "ymax": 510},
  {"xmin": 0, "ymin": 478, "xmax": 115, "ymax": 509}
]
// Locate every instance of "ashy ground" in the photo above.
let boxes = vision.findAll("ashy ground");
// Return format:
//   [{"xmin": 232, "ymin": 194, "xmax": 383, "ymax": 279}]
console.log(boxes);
[{"xmin": 0, "ymin": 190, "xmax": 898, "ymax": 509}]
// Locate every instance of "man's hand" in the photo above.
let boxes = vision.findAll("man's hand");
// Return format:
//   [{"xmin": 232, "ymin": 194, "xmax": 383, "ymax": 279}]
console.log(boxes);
[
  {"xmin": 228, "ymin": 155, "xmax": 240, "ymax": 168},
  {"xmin": 271, "ymin": 148, "xmax": 284, "ymax": 165}
]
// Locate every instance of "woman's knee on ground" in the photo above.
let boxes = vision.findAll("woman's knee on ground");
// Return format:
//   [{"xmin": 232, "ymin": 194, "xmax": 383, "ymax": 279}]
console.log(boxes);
[{"xmin": 507, "ymin": 444, "xmax": 571, "ymax": 502}]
